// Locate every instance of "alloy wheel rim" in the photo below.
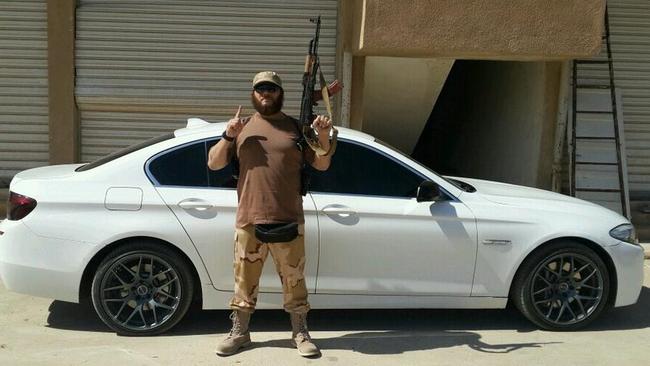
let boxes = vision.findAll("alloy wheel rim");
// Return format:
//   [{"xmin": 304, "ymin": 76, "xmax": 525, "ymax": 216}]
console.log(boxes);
[
  {"xmin": 99, "ymin": 253, "xmax": 182, "ymax": 331},
  {"xmin": 530, "ymin": 252, "xmax": 603, "ymax": 326}
]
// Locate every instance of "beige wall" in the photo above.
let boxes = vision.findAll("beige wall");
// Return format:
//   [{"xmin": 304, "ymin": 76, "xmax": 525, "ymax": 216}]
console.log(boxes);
[
  {"xmin": 361, "ymin": 57, "xmax": 454, "ymax": 153},
  {"xmin": 350, "ymin": 0, "xmax": 605, "ymax": 60},
  {"xmin": 339, "ymin": 0, "xmax": 602, "ymax": 158}
]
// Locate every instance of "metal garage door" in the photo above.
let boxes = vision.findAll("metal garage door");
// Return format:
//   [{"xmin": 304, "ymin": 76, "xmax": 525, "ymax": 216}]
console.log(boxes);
[
  {"xmin": 76, "ymin": 0, "xmax": 338, "ymax": 162},
  {"xmin": 578, "ymin": 0, "xmax": 650, "ymax": 198},
  {"xmin": 0, "ymin": 0, "xmax": 49, "ymax": 186},
  {"xmin": 609, "ymin": 0, "xmax": 650, "ymax": 198}
]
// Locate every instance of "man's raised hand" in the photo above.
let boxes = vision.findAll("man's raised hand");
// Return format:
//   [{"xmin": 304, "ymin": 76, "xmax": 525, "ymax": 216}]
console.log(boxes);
[
  {"xmin": 312, "ymin": 115, "xmax": 332, "ymax": 136},
  {"xmin": 225, "ymin": 105, "xmax": 244, "ymax": 139}
]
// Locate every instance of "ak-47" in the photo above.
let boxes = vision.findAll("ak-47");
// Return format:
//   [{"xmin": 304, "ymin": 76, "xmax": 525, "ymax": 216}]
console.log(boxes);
[{"xmin": 299, "ymin": 15, "xmax": 340, "ymax": 156}]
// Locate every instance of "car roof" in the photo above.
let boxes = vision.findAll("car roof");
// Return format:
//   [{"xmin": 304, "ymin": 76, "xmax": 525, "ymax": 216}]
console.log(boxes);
[{"xmin": 173, "ymin": 117, "xmax": 375, "ymax": 142}]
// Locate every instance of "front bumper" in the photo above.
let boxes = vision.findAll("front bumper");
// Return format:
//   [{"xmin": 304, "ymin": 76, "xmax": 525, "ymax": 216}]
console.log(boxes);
[
  {"xmin": 0, "ymin": 219, "xmax": 95, "ymax": 303},
  {"xmin": 605, "ymin": 241, "xmax": 645, "ymax": 307}
]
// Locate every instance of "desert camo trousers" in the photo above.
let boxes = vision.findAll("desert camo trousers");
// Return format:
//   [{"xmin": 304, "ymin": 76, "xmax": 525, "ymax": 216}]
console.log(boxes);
[{"xmin": 229, "ymin": 224, "xmax": 310, "ymax": 314}]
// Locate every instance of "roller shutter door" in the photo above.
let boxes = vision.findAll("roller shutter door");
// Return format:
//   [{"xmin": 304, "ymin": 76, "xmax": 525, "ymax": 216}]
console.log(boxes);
[
  {"xmin": 0, "ymin": 0, "xmax": 49, "ymax": 186},
  {"xmin": 610, "ymin": 0, "xmax": 650, "ymax": 197},
  {"xmin": 76, "ymin": 0, "xmax": 338, "ymax": 162},
  {"xmin": 578, "ymin": 0, "xmax": 650, "ymax": 198}
]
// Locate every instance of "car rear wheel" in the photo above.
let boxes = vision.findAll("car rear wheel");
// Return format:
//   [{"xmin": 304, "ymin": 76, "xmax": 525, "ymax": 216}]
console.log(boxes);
[
  {"xmin": 512, "ymin": 241, "xmax": 610, "ymax": 331},
  {"xmin": 91, "ymin": 241, "xmax": 194, "ymax": 335}
]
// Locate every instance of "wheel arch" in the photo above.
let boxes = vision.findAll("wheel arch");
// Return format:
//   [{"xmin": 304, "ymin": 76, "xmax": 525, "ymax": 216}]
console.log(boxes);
[
  {"xmin": 78, "ymin": 236, "xmax": 203, "ymax": 306},
  {"xmin": 507, "ymin": 236, "xmax": 618, "ymax": 308}
]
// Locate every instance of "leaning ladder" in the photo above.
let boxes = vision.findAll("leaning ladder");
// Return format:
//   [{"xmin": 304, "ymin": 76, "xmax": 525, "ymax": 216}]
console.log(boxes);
[{"xmin": 570, "ymin": 6, "xmax": 631, "ymax": 218}]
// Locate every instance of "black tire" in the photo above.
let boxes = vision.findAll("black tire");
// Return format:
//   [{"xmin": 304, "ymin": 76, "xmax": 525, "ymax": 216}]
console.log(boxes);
[
  {"xmin": 90, "ymin": 240, "xmax": 194, "ymax": 336},
  {"xmin": 511, "ymin": 241, "xmax": 610, "ymax": 331}
]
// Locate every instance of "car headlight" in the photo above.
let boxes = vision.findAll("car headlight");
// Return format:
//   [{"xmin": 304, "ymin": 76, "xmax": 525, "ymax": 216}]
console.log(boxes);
[{"xmin": 609, "ymin": 224, "xmax": 639, "ymax": 244}]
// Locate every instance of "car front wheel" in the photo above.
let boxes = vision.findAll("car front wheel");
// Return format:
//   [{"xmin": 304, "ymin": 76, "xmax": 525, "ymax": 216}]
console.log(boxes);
[
  {"xmin": 512, "ymin": 241, "xmax": 610, "ymax": 331},
  {"xmin": 91, "ymin": 241, "xmax": 194, "ymax": 335}
]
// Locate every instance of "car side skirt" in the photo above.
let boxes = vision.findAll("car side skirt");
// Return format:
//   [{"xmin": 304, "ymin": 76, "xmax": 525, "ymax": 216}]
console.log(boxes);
[{"xmin": 200, "ymin": 285, "xmax": 507, "ymax": 310}]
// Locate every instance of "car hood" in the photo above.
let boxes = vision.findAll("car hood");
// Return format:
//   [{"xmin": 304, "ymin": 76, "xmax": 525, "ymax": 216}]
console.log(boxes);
[{"xmin": 447, "ymin": 176, "xmax": 601, "ymax": 208}]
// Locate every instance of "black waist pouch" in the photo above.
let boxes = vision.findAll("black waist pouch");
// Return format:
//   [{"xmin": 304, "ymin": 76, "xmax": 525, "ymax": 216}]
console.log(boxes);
[{"xmin": 254, "ymin": 222, "xmax": 299, "ymax": 243}]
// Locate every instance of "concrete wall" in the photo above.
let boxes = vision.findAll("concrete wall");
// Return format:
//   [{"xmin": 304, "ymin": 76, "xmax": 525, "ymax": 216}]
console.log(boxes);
[
  {"xmin": 339, "ymin": 0, "xmax": 601, "ymax": 158},
  {"xmin": 361, "ymin": 57, "xmax": 453, "ymax": 153},
  {"xmin": 351, "ymin": 0, "xmax": 605, "ymax": 60},
  {"xmin": 414, "ymin": 61, "xmax": 562, "ymax": 189}
]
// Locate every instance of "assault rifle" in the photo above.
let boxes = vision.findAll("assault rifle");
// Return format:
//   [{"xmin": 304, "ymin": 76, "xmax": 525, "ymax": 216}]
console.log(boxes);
[{"xmin": 299, "ymin": 15, "xmax": 340, "ymax": 156}]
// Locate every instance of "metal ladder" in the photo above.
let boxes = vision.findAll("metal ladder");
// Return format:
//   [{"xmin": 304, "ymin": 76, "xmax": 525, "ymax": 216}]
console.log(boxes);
[{"xmin": 570, "ymin": 6, "xmax": 630, "ymax": 218}]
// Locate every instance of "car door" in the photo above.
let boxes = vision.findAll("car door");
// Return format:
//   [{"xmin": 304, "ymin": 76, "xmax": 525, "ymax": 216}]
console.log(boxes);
[
  {"xmin": 309, "ymin": 139, "xmax": 477, "ymax": 296},
  {"xmin": 147, "ymin": 138, "xmax": 319, "ymax": 294}
]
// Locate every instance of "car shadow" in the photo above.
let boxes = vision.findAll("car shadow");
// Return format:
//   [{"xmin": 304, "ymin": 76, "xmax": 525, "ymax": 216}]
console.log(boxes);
[
  {"xmin": 45, "ymin": 299, "xmax": 110, "ymax": 333},
  {"xmin": 46, "ymin": 286, "xmax": 650, "ymax": 342}
]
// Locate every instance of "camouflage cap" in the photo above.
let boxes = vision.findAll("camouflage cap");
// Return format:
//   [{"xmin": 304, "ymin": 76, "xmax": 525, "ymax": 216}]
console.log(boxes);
[{"xmin": 252, "ymin": 71, "xmax": 283, "ymax": 89}]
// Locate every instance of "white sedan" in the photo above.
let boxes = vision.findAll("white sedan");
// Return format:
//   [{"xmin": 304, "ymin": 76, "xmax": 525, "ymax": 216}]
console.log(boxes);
[{"xmin": 0, "ymin": 118, "xmax": 644, "ymax": 335}]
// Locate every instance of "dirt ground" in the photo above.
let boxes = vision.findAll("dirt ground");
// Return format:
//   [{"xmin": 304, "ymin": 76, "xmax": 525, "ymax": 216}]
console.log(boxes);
[{"xmin": 1, "ymin": 261, "xmax": 649, "ymax": 366}]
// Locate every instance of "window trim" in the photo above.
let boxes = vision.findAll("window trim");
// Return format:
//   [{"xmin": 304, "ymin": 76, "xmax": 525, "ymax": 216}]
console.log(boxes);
[
  {"xmin": 145, "ymin": 137, "xmax": 238, "ymax": 190},
  {"xmin": 365, "ymin": 139, "xmax": 458, "ymax": 201},
  {"xmin": 375, "ymin": 139, "xmax": 466, "ymax": 192},
  {"xmin": 307, "ymin": 138, "xmax": 431, "ymax": 198},
  {"xmin": 145, "ymin": 138, "xmax": 212, "ymax": 187},
  {"xmin": 143, "ymin": 136, "xmax": 455, "ymax": 200}
]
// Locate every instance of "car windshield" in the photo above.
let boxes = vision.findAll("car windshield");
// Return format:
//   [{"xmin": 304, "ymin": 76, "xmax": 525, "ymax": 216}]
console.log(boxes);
[
  {"xmin": 76, "ymin": 133, "xmax": 175, "ymax": 172},
  {"xmin": 374, "ymin": 138, "xmax": 464, "ymax": 191}
]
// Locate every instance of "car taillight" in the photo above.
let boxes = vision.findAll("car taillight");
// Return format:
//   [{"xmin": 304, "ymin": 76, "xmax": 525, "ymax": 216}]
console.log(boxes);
[{"xmin": 8, "ymin": 192, "xmax": 37, "ymax": 221}]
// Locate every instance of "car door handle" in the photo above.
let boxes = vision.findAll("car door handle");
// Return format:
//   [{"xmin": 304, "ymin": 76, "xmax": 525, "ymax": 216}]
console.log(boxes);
[
  {"xmin": 322, "ymin": 206, "xmax": 356, "ymax": 215},
  {"xmin": 178, "ymin": 199, "xmax": 214, "ymax": 210}
]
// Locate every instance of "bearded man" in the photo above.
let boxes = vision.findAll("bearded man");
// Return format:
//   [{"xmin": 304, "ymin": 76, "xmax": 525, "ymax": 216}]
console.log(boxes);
[{"xmin": 207, "ymin": 71, "xmax": 333, "ymax": 357}]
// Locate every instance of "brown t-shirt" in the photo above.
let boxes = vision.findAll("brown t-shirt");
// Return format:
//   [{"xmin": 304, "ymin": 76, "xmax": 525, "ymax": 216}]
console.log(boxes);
[{"xmin": 229, "ymin": 112, "xmax": 315, "ymax": 228}]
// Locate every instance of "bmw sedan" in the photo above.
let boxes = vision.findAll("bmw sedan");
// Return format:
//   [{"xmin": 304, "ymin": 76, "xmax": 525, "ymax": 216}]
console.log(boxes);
[{"xmin": 0, "ymin": 118, "xmax": 644, "ymax": 335}]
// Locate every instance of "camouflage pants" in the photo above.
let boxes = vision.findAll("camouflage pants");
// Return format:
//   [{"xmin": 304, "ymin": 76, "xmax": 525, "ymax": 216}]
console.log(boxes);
[{"xmin": 229, "ymin": 224, "xmax": 310, "ymax": 314}]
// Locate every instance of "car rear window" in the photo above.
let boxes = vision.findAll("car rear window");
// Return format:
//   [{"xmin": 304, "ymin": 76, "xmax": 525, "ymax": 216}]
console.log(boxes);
[
  {"xmin": 148, "ymin": 141, "xmax": 208, "ymax": 186},
  {"xmin": 145, "ymin": 138, "xmax": 237, "ymax": 189},
  {"xmin": 75, "ymin": 133, "xmax": 174, "ymax": 172}
]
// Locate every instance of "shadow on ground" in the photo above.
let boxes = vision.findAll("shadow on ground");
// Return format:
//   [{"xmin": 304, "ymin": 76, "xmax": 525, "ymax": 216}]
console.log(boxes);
[
  {"xmin": 46, "ymin": 286, "xmax": 650, "ymax": 353},
  {"xmin": 250, "ymin": 330, "xmax": 560, "ymax": 355},
  {"xmin": 45, "ymin": 302, "xmax": 559, "ymax": 355},
  {"xmin": 46, "ymin": 300, "xmax": 108, "ymax": 333}
]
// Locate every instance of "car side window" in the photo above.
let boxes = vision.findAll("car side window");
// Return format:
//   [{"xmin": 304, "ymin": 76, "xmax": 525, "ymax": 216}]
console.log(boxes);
[
  {"xmin": 147, "ymin": 139, "xmax": 237, "ymax": 188},
  {"xmin": 308, "ymin": 140, "xmax": 425, "ymax": 197},
  {"xmin": 148, "ymin": 141, "xmax": 209, "ymax": 187}
]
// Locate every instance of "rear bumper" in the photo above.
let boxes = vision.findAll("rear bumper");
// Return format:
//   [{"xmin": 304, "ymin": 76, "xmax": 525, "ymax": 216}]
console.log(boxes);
[
  {"xmin": 0, "ymin": 219, "xmax": 94, "ymax": 303},
  {"xmin": 606, "ymin": 241, "xmax": 645, "ymax": 307}
]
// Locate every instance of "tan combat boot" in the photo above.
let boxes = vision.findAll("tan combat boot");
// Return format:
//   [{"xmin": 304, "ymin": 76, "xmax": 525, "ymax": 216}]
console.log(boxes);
[
  {"xmin": 290, "ymin": 312, "xmax": 320, "ymax": 357},
  {"xmin": 215, "ymin": 310, "xmax": 252, "ymax": 356}
]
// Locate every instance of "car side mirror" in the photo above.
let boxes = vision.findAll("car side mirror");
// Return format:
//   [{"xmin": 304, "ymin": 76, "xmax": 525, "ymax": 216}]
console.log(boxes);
[{"xmin": 417, "ymin": 181, "xmax": 442, "ymax": 202}]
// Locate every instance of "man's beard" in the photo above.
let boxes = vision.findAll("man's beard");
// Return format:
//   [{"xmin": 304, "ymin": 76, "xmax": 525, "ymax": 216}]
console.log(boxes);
[{"xmin": 251, "ymin": 91, "xmax": 283, "ymax": 116}]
